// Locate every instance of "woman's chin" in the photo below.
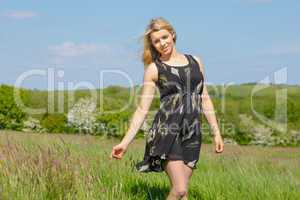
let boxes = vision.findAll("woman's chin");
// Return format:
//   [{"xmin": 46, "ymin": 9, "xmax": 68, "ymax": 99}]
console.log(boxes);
[{"xmin": 161, "ymin": 49, "xmax": 172, "ymax": 56}]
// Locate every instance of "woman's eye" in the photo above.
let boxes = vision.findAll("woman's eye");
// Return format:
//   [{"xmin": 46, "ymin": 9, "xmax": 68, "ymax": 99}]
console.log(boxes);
[{"xmin": 162, "ymin": 35, "xmax": 168, "ymax": 39}]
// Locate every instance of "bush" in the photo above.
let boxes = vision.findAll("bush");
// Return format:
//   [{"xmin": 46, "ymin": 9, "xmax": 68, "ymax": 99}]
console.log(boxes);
[
  {"xmin": 22, "ymin": 116, "xmax": 47, "ymax": 133},
  {"xmin": 233, "ymin": 126, "xmax": 252, "ymax": 145},
  {"xmin": 95, "ymin": 111, "xmax": 131, "ymax": 137},
  {"xmin": 41, "ymin": 113, "xmax": 67, "ymax": 133},
  {"xmin": 0, "ymin": 85, "xmax": 27, "ymax": 130},
  {"xmin": 67, "ymin": 97, "xmax": 97, "ymax": 134}
]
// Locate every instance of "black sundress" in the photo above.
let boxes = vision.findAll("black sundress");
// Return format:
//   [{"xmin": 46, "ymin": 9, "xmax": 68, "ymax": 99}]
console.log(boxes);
[{"xmin": 135, "ymin": 54, "xmax": 204, "ymax": 173}]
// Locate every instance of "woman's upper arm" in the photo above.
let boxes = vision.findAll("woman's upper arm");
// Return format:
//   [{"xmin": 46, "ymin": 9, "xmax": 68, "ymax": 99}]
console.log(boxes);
[
  {"xmin": 192, "ymin": 55, "xmax": 210, "ymax": 102},
  {"xmin": 138, "ymin": 63, "xmax": 158, "ymax": 114}
]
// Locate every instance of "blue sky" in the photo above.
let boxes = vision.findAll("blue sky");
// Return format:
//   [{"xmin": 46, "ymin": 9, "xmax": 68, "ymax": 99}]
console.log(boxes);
[{"xmin": 1, "ymin": 0, "xmax": 299, "ymax": 90}]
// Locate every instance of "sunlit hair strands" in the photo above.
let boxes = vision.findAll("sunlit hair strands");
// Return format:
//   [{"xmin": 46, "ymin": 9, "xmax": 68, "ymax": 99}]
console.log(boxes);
[{"xmin": 142, "ymin": 17, "xmax": 177, "ymax": 67}]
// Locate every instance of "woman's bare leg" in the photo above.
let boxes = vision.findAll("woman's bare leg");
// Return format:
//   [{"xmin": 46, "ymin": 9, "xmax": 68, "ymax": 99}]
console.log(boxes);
[
  {"xmin": 164, "ymin": 160, "xmax": 193, "ymax": 200},
  {"xmin": 182, "ymin": 163, "xmax": 193, "ymax": 184}
]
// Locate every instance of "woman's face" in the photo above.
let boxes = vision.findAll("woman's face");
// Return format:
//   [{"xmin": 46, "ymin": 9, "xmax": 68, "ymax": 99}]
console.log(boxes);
[{"xmin": 150, "ymin": 29, "xmax": 175, "ymax": 56}]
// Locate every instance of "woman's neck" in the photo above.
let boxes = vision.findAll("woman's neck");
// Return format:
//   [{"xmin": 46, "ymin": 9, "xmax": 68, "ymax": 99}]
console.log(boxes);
[{"xmin": 159, "ymin": 47, "xmax": 180, "ymax": 61}]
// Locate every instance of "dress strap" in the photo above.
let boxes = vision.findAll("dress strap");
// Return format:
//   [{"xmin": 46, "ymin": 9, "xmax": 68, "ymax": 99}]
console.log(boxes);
[
  {"xmin": 186, "ymin": 54, "xmax": 198, "ymax": 67},
  {"xmin": 154, "ymin": 57, "xmax": 168, "ymax": 71}
]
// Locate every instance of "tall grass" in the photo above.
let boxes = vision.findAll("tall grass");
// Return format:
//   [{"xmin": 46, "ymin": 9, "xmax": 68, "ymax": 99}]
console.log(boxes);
[{"xmin": 0, "ymin": 130, "xmax": 299, "ymax": 199}]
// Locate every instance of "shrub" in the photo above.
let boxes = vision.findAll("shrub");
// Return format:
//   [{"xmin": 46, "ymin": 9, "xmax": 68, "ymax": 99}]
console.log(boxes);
[
  {"xmin": 67, "ymin": 97, "xmax": 97, "ymax": 134},
  {"xmin": 95, "ymin": 111, "xmax": 131, "ymax": 137},
  {"xmin": 22, "ymin": 116, "xmax": 47, "ymax": 133},
  {"xmin": 238, "ymin": 114, "xmax": 274, "ymax": 146},
  {"xmin": 41, "ymin": 113, "xmax": 67, "ymax": 133},
  {"xmin": 0, "ymin": 85, "xmax": 27, "ymax": 130}
]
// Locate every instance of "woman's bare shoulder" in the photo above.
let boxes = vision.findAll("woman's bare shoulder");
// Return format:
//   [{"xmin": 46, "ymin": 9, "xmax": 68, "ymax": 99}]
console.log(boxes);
[
  {"xmin": 144, "ymin": 62, "xmax": 158, "ymax": 82},
  {"xmin": 191, "ymin": 55, "xmax": 205, "ymax": 73}
]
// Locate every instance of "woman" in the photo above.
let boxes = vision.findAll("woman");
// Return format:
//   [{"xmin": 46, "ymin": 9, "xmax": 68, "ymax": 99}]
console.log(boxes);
[{"xmin": 110, "ymin": 17, "xmax": 224, "ymax": 200}]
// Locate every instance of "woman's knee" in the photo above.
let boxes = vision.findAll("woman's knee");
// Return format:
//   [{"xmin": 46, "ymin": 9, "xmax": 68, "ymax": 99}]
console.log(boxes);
[{"xmin": 171, "ymin": 187, "xmax": 188, "ymax": 198}]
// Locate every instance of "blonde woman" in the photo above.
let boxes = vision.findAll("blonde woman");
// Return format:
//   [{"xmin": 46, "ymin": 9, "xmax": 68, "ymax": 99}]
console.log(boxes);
[{"xmin": 110, "ymin": 17, "xmax": 224, "ymax": 200}]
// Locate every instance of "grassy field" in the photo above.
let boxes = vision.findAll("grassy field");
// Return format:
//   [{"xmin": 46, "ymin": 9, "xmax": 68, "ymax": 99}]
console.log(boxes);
[{"xmin": 0, "ymin": 131, "xmax": 299, "ymax": 200}]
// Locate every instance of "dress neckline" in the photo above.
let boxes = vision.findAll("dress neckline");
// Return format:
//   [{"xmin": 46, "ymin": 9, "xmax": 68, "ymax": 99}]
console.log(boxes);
[{"xmin": 158, "ymin": 54, "xmax": 191, "ymax": 69}]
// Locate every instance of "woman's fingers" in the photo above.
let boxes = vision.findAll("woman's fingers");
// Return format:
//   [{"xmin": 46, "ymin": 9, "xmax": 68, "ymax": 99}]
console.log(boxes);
[
  {"xmin": 213, "ymin": 136, "xmax": 224, "ymax": 153},
  {"xmin": 110, "ymin": 146, "xmax": 125, "ymax": 159},
  {"xmin": 114, "ymin": 149, "xmax": 123, "ymax": 158},
  {"xmin": 215, "ymin": 142, "xmax": 224, "ymax": 153}
]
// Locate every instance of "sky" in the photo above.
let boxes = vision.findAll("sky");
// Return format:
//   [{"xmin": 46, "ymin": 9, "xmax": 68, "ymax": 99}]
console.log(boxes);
[{"xmin": 0, "ymin": 0, "xmax": 299, "ymax": 90}]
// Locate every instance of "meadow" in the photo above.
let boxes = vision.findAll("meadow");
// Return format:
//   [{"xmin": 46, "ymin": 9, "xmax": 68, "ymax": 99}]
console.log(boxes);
[{"xmin": 0, "ymin": 130, "xmax": 299, "ymax": 200}]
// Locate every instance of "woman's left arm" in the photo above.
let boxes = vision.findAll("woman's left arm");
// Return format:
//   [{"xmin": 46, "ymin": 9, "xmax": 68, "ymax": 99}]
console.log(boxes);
[{"xmin": 193, "ymin": 55, "xmax": 224, "ymax": 153}]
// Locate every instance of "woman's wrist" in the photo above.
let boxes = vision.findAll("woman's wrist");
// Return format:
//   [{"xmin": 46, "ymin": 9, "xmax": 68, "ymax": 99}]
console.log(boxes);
[
  {"xmin": 121, "ymin": 139, "xmax": 130, "ymax": 147},
  {"xmin": 213, "ymin": 133, "xmax": 221, "ymax": 137},
  {"xmin": 210, "ymin": 125, "xmax": 221, "ymax": 137}
]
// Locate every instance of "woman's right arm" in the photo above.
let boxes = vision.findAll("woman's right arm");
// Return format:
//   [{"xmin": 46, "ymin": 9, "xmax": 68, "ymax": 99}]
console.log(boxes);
[{"xmin": 110, "ymin": 63, "xmax": 158, "ymax": 159}]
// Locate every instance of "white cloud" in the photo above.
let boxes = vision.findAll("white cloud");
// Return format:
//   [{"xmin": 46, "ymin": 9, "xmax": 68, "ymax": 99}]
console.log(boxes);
[
  {"xmin": 48, "ymin": 41, "xmax": 138, "ymax": 65},
  {"xmin": 3, "ymin": 10, "xmax": 37, "ymax": 19},
  {"xmin": 49, "ymin": 42, "xmax": 99, "ymax": 57}
]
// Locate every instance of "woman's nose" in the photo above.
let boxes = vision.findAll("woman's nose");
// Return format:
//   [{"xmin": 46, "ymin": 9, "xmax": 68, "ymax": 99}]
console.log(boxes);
[{"xmin": 160, "ymin": 40, "xmax": 167, "ymax": 47}]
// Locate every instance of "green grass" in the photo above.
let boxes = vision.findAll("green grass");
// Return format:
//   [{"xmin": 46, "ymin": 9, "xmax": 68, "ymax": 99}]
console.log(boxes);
[{"xmin": 0, "ymin": 130, "xmax": 299, "ymax": 200}]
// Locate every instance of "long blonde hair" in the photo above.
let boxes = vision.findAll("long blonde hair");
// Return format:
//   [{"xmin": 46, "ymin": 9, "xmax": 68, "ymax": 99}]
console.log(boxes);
[{"xmin": 142, "ymin": 17, "xmax": 177, "ymax": 67}]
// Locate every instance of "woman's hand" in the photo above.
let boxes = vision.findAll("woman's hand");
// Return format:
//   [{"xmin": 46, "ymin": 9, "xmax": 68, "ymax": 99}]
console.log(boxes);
[
  {"xmin": 110, "ymin": 142, "xmax": 128, "ymax": 160},
  {"xmin": 213, "ymin": 134, "xmax": 224, "ymax": 153}
]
